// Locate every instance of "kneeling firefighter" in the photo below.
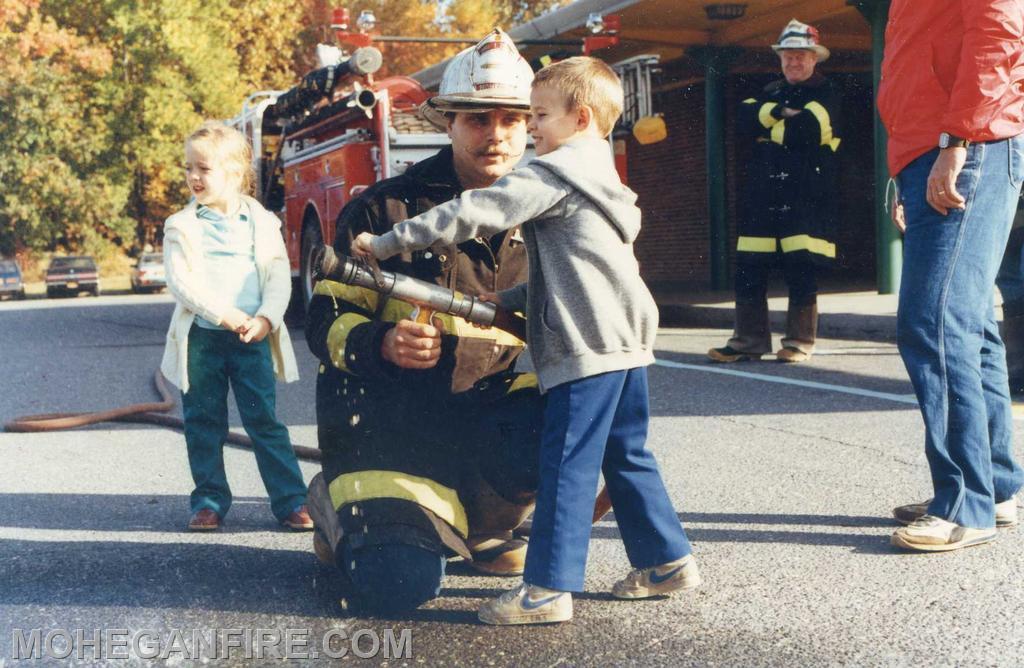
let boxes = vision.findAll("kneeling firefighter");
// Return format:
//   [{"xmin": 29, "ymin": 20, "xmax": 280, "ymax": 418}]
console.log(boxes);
[{"xmin": 305, "ymin": 29, "xmax": 542, "ymax": 613}]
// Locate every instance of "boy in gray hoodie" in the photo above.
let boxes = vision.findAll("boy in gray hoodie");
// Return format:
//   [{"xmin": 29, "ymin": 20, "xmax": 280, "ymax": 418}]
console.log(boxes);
[{"xmin": 353, "ymin": 57, "xmax": 697, "ymax": 625}]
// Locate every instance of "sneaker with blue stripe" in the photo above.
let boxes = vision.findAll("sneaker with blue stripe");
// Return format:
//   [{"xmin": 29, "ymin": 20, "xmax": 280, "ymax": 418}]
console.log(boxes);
[
  {"xmin": 612, "ymin": 554, "xmax": 701, "ymax": 599},
  {"xmin": 478, "ymin": 582, "xmax": 572, "ymax": 625}
]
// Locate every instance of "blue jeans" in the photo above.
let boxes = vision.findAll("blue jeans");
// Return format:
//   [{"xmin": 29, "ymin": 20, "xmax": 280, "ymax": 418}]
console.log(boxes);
[
  {"xmin": 897, "ymin": 137, "xmax": 1024, "ymax": 528},
  {"xmin": 182, "ymin": 326, "xmax": 307, "ymax": 521},
  {"xmin": 524, "ymin": 368, "xmax": 691, "ymax": 591}
]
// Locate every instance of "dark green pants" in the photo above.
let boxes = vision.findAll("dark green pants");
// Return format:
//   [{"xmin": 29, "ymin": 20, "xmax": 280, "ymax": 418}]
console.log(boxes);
[{"xmin": 182, "ymin": 325, "xmax": 306, "ymax": 521}]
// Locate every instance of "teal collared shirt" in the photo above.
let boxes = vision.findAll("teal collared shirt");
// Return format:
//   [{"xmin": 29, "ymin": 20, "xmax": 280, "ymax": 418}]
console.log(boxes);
[{"xmin": 194, "ymin": 202, "xmax": 262, "ymax": 329}]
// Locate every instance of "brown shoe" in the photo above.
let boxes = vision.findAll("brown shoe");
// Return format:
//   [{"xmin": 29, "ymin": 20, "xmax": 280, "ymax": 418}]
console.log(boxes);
[
  {"xmin": 188, "ymin": 509, "xmax": 220, "ymax": 531},
  {"xmin": 776, "ymin": 346, "xmax": 810, "ymax": 363},
  {"xmin": 282, "ymin": 505, "xmax": 314, "ymax": 531},
  {"xmin": 707, "ymin": 346, "xmax": 763, "ymax": 363},
  {"xmin": 467, "ymin": 536, "xmax": 528, "ymax": 575}
]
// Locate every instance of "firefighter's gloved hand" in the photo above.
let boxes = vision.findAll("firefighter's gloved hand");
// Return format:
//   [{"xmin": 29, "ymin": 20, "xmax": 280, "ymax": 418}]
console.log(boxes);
[
  {"xmin": 351, "ymin": 232, "xmax": 378, "ymax": 259},
  {"xmin": 381, "ymin": 318, "xmax": 443, "ymax": 369}
]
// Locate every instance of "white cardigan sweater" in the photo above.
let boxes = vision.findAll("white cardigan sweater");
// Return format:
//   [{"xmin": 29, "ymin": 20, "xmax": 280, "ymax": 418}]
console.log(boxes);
[{"xmin": 160, "ymin": 196, "xmax": 299, "ymax": 393}]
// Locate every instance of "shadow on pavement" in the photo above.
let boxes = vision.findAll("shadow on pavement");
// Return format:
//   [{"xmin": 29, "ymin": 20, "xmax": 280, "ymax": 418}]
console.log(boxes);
[
  {"xmin": 0, "ymin": 538, "xmax": 341, "ymax": 617},
  {"xmin": 648, "ymin": 350, "xmax": 915, "ymax": 417},
  {"xmin": 588, "ymin": 512, "xmax": 895, "ymax": 555},
  {"xmin": 0, "ymin": 493, "xmax": 290, "ymax": 533}
]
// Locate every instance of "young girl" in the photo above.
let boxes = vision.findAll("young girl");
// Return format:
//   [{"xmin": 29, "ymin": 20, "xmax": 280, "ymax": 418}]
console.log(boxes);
[{"xmin": 161, "ymin": 121, "xmax": 312, "ymax": 532}]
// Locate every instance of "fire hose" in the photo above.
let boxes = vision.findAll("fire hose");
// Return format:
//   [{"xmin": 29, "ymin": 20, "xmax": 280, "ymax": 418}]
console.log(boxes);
[{"xmin": 2, "ymin": 369, "xmax": 322, "ymax": 461}]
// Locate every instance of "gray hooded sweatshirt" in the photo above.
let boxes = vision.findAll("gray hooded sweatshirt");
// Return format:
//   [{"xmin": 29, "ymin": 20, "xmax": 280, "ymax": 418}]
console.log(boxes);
[{"xmin": 372, "ymin": 137, "xmax": 657, "ymax": 392}]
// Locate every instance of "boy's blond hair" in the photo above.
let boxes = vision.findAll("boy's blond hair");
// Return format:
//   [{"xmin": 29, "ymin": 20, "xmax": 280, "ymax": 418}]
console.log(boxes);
[
  {"xmin": 532, "ymin": 56, "xmax": 623, "ymax": 137},
  {"xmin": 185, "ymin": 121, "xmax": 255, "ymax": 196}
]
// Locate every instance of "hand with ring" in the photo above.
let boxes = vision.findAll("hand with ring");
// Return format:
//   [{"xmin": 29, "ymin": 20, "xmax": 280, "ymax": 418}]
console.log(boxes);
[{"xmin": 926, "ymin": 147, "xmax": 967, "ymax": 215}]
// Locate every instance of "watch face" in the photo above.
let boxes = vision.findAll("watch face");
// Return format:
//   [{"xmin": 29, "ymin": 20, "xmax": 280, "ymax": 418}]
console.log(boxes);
[{"xmin": 939, "ymin": 133, "xmax": 950, "ymax": 148}]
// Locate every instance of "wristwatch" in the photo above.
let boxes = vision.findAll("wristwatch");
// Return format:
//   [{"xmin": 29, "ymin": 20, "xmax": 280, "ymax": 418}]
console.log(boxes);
[{"xmin": 938, "ymin": 132, "xmax": 970, "ymax": 149}]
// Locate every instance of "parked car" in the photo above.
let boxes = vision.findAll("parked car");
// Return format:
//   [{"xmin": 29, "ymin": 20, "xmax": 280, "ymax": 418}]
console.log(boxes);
[
  {"xmin": 45, "ymin": 256, "xmax": 100, "ymax": 297},
  {"xmin": 0, "ymin": 258, "xmax": 25, "ymax": 300},
  {"xmin": 131, "ymin": 252, "xmax": 166, "ymax": 293}
]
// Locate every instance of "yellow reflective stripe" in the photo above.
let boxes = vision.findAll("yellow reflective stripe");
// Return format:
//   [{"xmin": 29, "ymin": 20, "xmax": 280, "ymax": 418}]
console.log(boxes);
[
  {"xmin": 758, "ymin": 102, "xmax": 779, "ymax": 129},
  {"xmin": 737, "ymin": 236, "xmax": 778, "ymax": 253},
  {"xmin": 803, "ymin": 101, "xmax": 839, "ymax": 149},
  {"xmin": 780, "ymin": 234, "xmax": 836, "ymax": 258},
  {"xmin": 829, "ymin": 137, "xmax": 841, "ymax": 151},
  {"xmin": 327, "ymin": 312, "xmax": 370, "ymax": 371},
  {"xmin": 742, "ymin": 98, "xmax": 757, "ymax": 104},
  {"xmin": 770, "ymin": 121, "xmax": 785, "ymax": 145},
  {"xmin": 328, "ymin": 470, "xmax": 469, "ymax": 537},
  {"xmin": 508, "ymin": 373, "xmax": 538, "ymax": 393},
  {"xmin": 313, "ymin": 280, "xmax": 380, "ymax": 313}
]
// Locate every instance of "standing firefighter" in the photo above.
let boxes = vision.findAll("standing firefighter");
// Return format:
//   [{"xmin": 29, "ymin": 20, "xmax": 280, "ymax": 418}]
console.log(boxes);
[
  {"xmin": 304, "ymin": 30, "xmax": 542, "ymax": 613},
  {"xmin": 708, "ymin": 19, "xmax": 841, "ymax": 364}
]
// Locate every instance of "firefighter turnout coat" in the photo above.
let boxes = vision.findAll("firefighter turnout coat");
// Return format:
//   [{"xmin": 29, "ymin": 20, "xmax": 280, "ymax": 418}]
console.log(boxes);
[
  {"xmin": 305, "ymin": 147, "xmax": 541, "ymax": 559},
  {"xmin": 737, "ymin": 72, "xmax": 842, "ymax": 266}
]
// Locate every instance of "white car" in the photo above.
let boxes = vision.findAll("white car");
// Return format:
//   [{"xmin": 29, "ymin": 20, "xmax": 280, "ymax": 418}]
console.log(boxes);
[{"xmin": 131, "ymin": 253, "xmax": 166, "ymax": 293}]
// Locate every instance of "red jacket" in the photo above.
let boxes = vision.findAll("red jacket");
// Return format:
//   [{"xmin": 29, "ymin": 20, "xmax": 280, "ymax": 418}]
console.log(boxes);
[{"xmin": 878, "ymin": 0, "xmax": 1024, "ymax": 176}]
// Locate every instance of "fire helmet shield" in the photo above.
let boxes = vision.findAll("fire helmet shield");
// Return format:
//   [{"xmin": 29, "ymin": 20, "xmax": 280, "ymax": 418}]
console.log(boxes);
[{"xmin": 420, "ymin": 29, "xmax": 534, "ymax": 129}]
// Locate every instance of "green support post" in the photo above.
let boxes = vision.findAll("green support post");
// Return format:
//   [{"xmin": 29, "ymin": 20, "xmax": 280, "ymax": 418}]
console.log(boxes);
[
  {"xmin": 690, "ymin": 47, "xmax": 741, "ymax": 290},
  {"xmin": 851, "ymin": 0, "xmax": 900, "ymax": 294}
]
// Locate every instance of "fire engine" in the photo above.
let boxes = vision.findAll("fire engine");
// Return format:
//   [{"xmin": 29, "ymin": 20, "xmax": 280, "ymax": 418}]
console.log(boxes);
[{"xmin": 231, "ymin": 8, "xmax": 659, "ymax": 312}]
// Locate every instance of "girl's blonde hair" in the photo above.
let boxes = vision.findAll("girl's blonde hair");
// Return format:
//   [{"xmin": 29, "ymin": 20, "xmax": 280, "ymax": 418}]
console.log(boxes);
[{"xmin": 185, "ymin": 121, "xmax": 256, "ymax": 196}]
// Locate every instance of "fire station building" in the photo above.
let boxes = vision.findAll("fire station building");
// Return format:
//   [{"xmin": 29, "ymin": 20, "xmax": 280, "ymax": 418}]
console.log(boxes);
[{"xmin": 415, "ymin": 0, "xmax": 895, "ymax": 295}]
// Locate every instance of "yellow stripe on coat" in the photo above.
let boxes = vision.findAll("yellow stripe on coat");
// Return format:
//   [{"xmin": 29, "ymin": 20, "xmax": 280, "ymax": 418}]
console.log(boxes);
[{"xmin": 329, "ymin": 470, "xmax": 469, "ymax": 537}]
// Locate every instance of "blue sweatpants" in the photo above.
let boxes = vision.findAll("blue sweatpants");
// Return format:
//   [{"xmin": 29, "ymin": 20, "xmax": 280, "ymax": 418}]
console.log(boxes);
[{"xmin": 524, "ymin": 367, "xmax": 692, "ymax": 592}]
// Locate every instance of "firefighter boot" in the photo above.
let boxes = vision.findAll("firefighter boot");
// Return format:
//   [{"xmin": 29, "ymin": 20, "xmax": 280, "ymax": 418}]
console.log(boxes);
[
  {"xmin": 778, "ymin": 300, "xmax": 818, "ymax": 363},
  {"xmin": 1001, "ymin": 298, "xmax": 1024, "ymax": 395},
  {"xmin": 306, "ymin": 473, "xmax": 342, "ymax": 567},
  {"xmin": 462, "ymin": 469, "xmax": 534, "ymax": 576},
  {"xmin": 709, "ymin": 300, "xmax": 771, "ymax": 362}
]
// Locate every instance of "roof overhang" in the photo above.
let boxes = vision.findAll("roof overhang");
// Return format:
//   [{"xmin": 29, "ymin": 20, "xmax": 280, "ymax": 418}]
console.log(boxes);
[{"xmin": 413, "ymin": 0, "xmax": 871, "ymax": 89}]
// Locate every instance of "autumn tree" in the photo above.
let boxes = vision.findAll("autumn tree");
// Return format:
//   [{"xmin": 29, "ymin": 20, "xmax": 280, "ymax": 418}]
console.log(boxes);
[{"xmin": 0, "ymin": 0, "xmax": 131, "ymax": 258}]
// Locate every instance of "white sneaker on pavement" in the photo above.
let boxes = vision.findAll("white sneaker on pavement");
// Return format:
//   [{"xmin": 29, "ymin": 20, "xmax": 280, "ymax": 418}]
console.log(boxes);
[
  {"xmin": 478, "ymin": 582, "xmax": 572, "ymax": 625},
  {"xmin": 891, "ymin": 515, "xmax": 997, "ymax": 552},
  {"xmin": 893, "ymin": 497, "xmax": 1018, "ymax": 528},
  {"xmin": 611, "ymin": 554, "xmax": 701, "ymax": 599}
]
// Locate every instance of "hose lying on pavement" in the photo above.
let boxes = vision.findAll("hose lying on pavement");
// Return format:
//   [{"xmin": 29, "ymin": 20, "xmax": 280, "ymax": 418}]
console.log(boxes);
[
  {"xmin": 2, "ymin": 369, "xmax": 322, "ymax": 462},
  {"xmin": 1, "ymin": 370, "xmax": 615, "ymax": 522}
]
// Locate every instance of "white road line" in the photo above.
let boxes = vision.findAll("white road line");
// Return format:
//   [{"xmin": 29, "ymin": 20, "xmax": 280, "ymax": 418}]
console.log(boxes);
[{"xmin": 654, "ymin": 358, "xmax": 918, "ymax": 405}]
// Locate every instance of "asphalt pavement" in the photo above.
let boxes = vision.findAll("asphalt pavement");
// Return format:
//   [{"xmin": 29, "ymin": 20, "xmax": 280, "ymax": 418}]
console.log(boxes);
[{"xmin": 1, "ymin": 292, "xmax": 1022, "ymax": 666}]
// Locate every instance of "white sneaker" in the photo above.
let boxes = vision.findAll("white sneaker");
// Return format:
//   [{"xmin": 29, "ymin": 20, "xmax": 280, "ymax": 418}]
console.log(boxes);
[
  {"xmin": 478, "ymin": 582, "xmax": 572, "ymax": 625},
  {"xmin": 891, "ymin": 515, "xmax": 997, "ymax": 552},
  {"xmin": 893, "ymin": 497, "xmax": 1018, "ymax": 527},
  {"xmin": 612, "ymin": 554, "xmax": 701, "ymax": 599}
]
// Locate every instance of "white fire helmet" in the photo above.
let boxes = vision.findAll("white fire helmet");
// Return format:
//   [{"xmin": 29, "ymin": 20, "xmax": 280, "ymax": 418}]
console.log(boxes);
[
  {"xmin": 771, "ymin": 19, "xmax": 830, "ymax": 62},
  {"xmin": 420, "ymin": 28, "xmax": 534, "ymax": 130}
]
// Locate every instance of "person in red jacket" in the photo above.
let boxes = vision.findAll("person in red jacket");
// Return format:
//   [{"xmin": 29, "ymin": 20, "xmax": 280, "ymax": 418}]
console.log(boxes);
[{"xmin": 879, "ymin": 0, "xmax": 1024, "ymax": 552}]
